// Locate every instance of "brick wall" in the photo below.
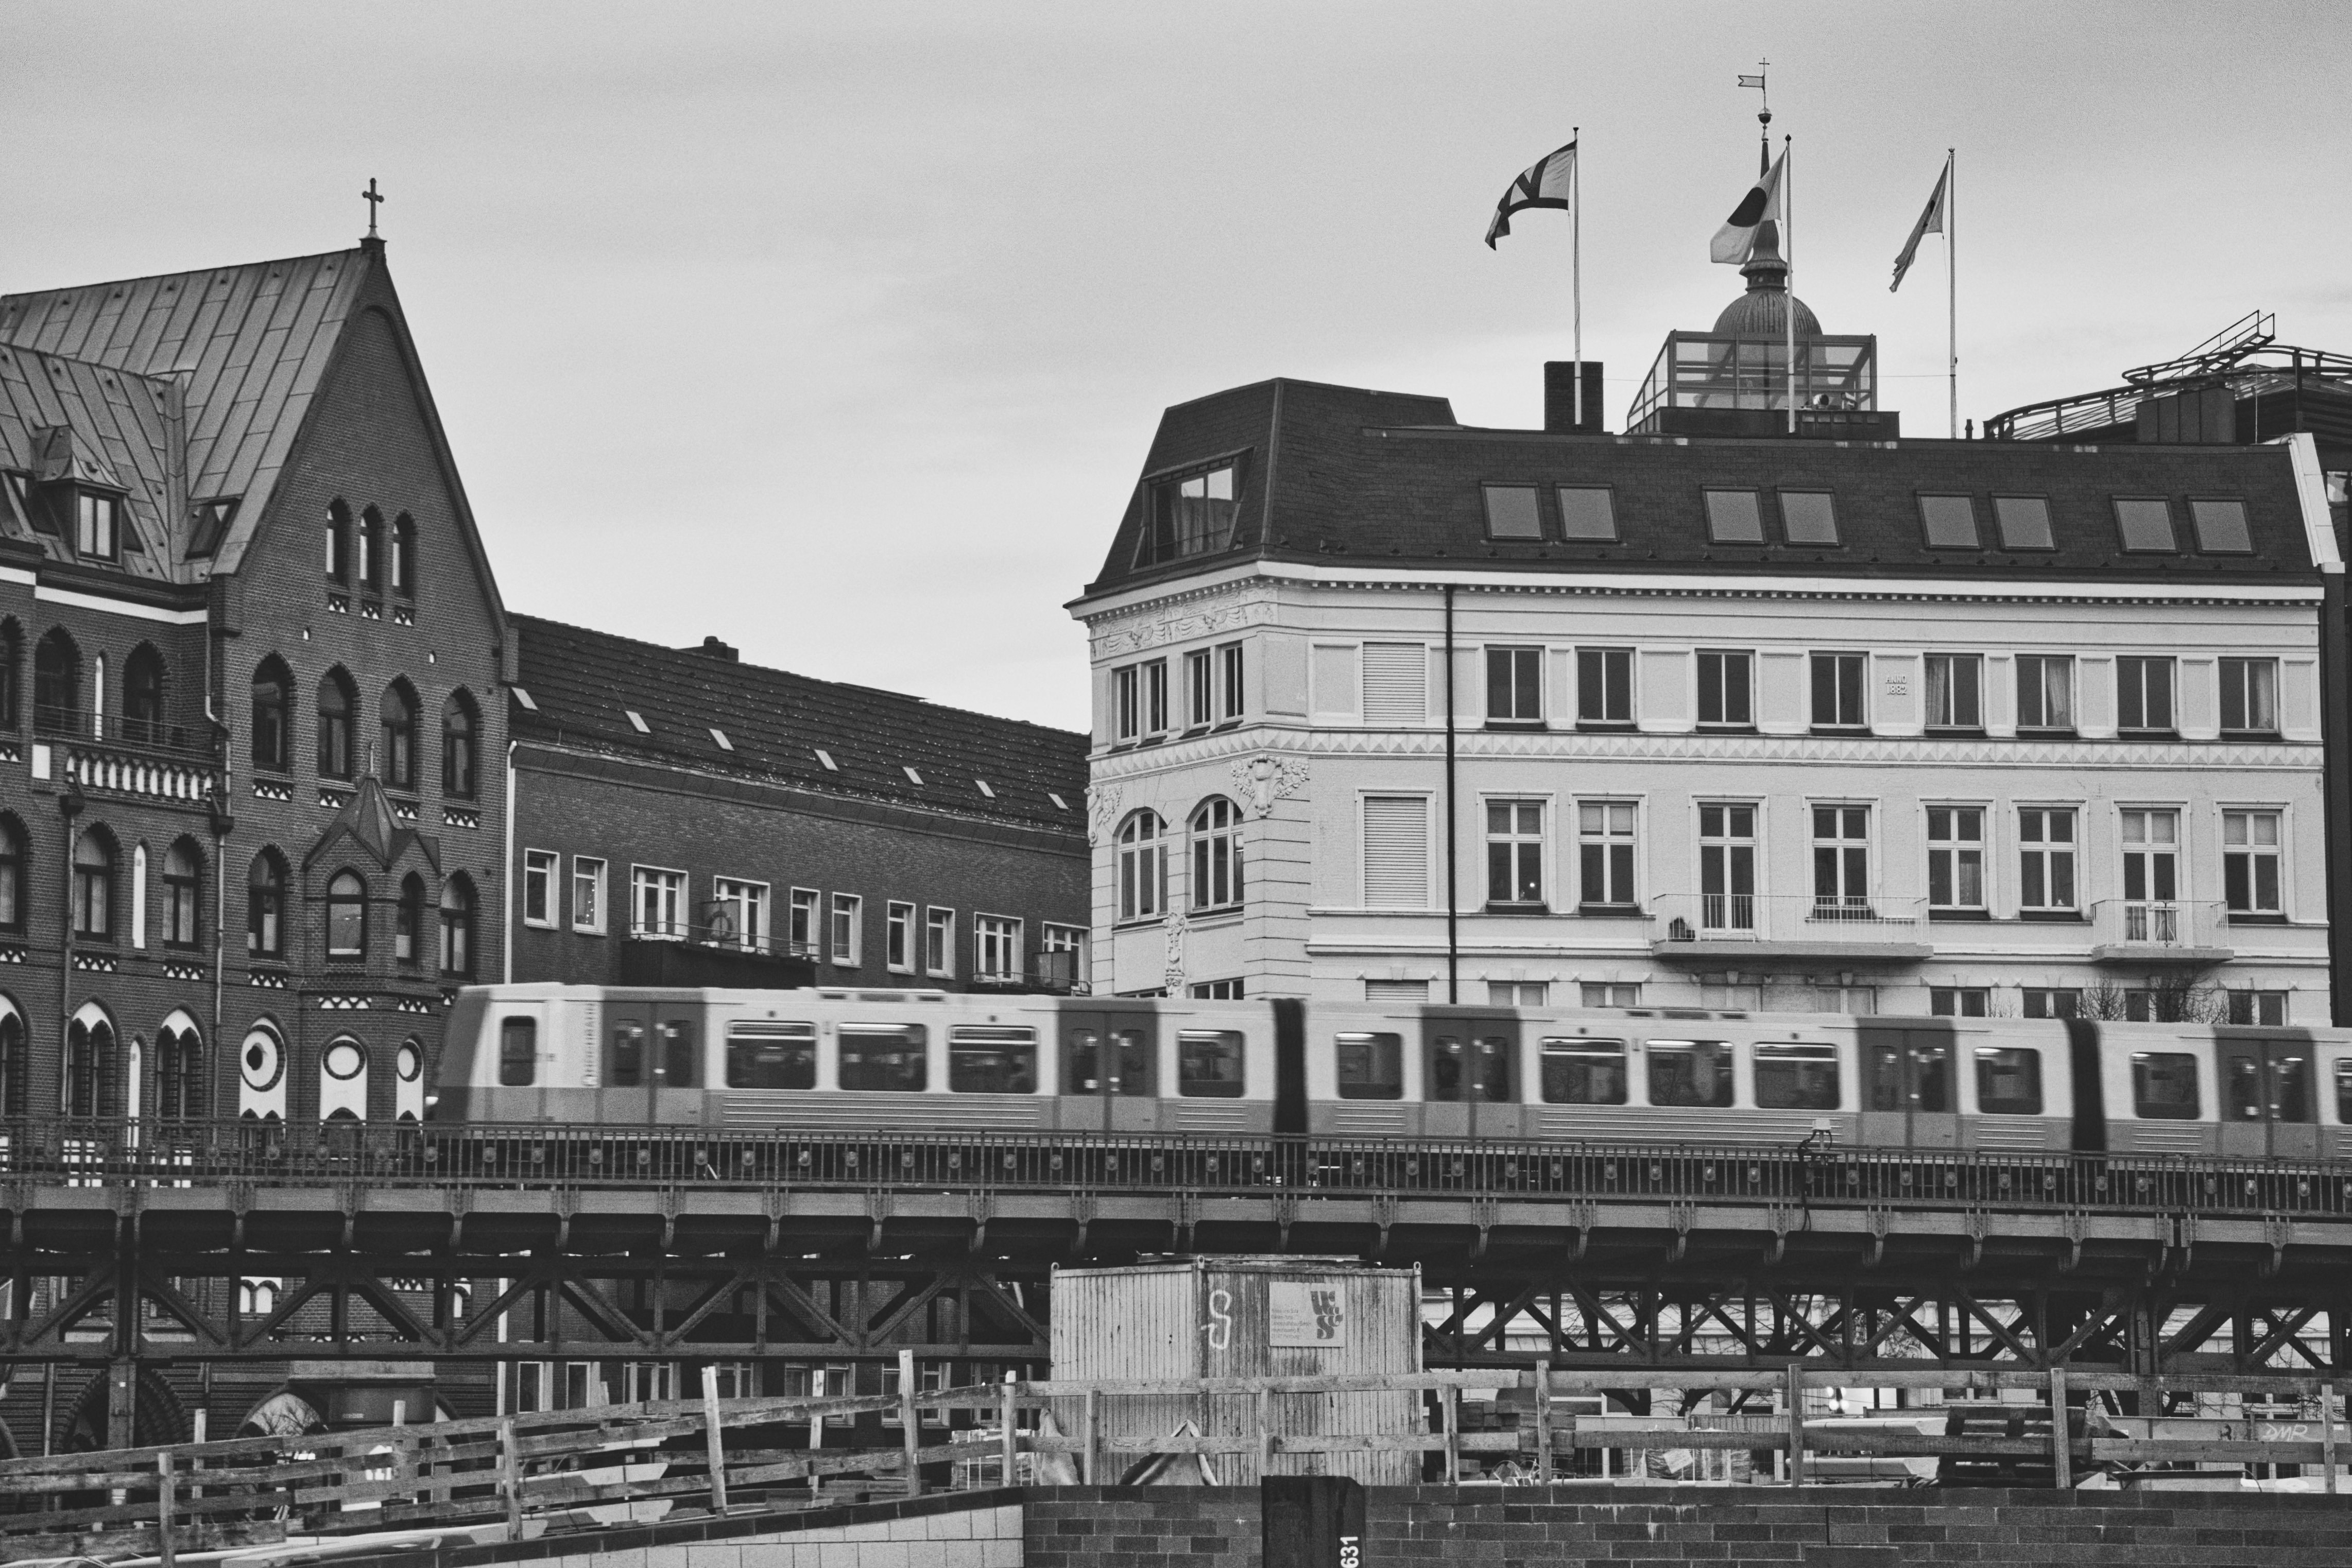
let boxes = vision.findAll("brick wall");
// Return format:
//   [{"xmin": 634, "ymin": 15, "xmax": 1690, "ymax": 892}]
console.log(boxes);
[{"xmin": 1023, "ymin": 1484, "xmax": 2352, "ymax": 1568}]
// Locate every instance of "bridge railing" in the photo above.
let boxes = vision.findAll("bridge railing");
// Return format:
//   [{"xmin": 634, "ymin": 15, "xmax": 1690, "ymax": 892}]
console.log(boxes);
[
  {"xmin": 3, "ymin": 1361, "xmax": 2347, "ymax": 1558},
  {"xmin": 3, "ymin": 1119, "xmax": 2350, "ymax": 1218}
]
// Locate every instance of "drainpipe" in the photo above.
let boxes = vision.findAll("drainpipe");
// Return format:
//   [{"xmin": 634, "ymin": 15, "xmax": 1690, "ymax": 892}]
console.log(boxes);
[
  {"xmin": 2324, "ymin": 564, "xmax": 2351, "ymax": 1026},
  {"xmin": 502, "ymin": 740, "xmax": 517, "ymax": 984},
  {"xmin": 58, "ymin": 783, "xmax": 82, "ymax": 1114},
  {"xmin": 1444, "ymin": 584, "xmax": 1458, "ymax": 1006}
]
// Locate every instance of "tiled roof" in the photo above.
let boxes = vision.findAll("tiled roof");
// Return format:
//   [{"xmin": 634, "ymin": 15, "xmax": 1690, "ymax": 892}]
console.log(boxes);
[
  {"xmin": 1081, "ymin": 376, "xmax": 2322, "ymax": 599},
  {"xmin": 0, "ymin": 248, "xmax": 373, "ymax": 580},
  {"xmin": 510, "ymin": 615, "xmax": 1088, "ymax": 835}
]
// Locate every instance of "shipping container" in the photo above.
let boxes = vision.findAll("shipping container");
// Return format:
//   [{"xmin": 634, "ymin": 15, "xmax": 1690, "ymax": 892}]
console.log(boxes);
[{"xmin": 1050, "ymin": 1255, "xmax": 1420, "ymax": 1484}]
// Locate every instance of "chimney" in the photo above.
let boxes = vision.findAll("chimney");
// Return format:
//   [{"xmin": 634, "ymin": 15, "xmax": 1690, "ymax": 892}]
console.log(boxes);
[
  {"xmin": 1543, "ymin": 361, "xmax": 1605, "ymax": 434},
  {"xmin": 691, "ymin": 636, "xmax": 739, "ymax": 662}
]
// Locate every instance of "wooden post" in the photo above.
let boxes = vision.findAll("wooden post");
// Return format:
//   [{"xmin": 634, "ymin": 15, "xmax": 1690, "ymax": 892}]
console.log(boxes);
[
  {"xmin": 1256, "ymin": 1385, "xmax": 1274, "ymax": 1479},
  {"xmin": 2047, "ymin": 1366, "xmax": 2071, "ymax": 1490},
  {"xmin": 156, "ymin": 1451, "xmax": 176, "ymax": 1568},
  {"xmin": 898, "ymin": 1349, "xmax": 922, "ymax": 1496},
  {"xmin": 189, "ymin": 1408, "xmax": 206, "ymax": 1504},
  {"xmin": 2325, "ymin": 1382, "xmax": 2339, "ymax": 1495},
  {"xmin": 1001, "ymin": 1371, "xmax": 1020, "ymax": 1487},
  {"xmin": 1784, "ymin": 1364, "xmax": 1805, "ymax": 1488},
  {"xmin": 1533, "ymin": 1359, "xmax": 1552, "ymax": 1485},
  {"xmin": 1083, "ymin": 1385, "xmax": 1102, "ymax": 1485},
  {"xmin": 1444, "ymin": 1384, "xmax": 1462, "ymax": 1484},
  {"xmin": 702, "ymin": 1364, "xmax": 731, "ymax": 1513},
  {"xmin": 499, "ymin": 1417, "xmax": 522, "ymax": 1533}
]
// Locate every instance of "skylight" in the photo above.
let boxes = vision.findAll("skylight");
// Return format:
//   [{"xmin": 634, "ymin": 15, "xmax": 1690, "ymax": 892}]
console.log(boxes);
[
  {"xmin": 710, "ymin": 728, "xmax": 733, "ymax": 751},
  {"xmin": 2114, "ymin": 497, "xmax": 2177, "ymax": 552},
  {"xmin": 1482, "ymin": 484, "xmax": 1542, "ymax": 540},
  {"xmin": 1049, "ymin": 793, "xmax": 1070, "ymax": 811},
  {"xmin": 814, "ymin": 749, "xmax": 837, "ymax": 770},
  {"xmin": 626, "ymin": 710, "xmax": 650, "ymax": 734},
  {"xmin": 1993, "ymin": 495, "xmax": 2054, "ymax": 550},
  {"xmin": 2189, "ymin": 498, "xmax": 2252, "ymax": 553},
  {"xmin": 903, "ymin": 766, "xmax": 925, "ymax": 785},
  {"xmin": 1555, "ymin": 486, "xmax": 1616, "ymax": 541},
  {"xmin": 1703, "ymin": 490, "xmax": 1764, "ymax": 544},
  {"xmin": 1779, "ymin": 491, "xmax": 1839, "ymax": 545},
  {"xmin": 975, "ymin": 779, "xmax": 995, "ymax": 798},
  {"xmin": 511, "ymin": 687, "xmax": 539, "ymax": 712}
]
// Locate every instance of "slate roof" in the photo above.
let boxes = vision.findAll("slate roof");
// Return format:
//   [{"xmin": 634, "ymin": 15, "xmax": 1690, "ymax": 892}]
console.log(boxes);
[
  {"xmin": 0, "ymin": 248, "xmax": 373, "ymax": 580},
  {"xmin": 510, "ymin": 615, "xmax": 1088, "ymax": 835},
  {"xmin": 1081, "ymin": 377, "xmax": 2323, "ymax": 600}
]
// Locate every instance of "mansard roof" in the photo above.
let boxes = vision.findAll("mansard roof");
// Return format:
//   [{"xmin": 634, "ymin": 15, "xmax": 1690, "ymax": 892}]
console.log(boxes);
[
  {"xmin": 1080, "ymin": 375, "xmax": 2325, "ymax": 601},
  {"xmin": 509, "ymin": 615, "xmax": 1088, "ymax": 837}
]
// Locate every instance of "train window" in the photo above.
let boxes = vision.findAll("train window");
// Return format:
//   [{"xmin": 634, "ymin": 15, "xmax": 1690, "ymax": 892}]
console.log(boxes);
[
  {"xmin": 611, "ymin": 1022, "xmax": 644, "ymax": 1087},
  {"xmin": 950, "ymin": 1026, "xmax": 1038, "ymax": 1093},
  {"xmin": 727, "ymin": 1023, "xmax": 817, "ymax": 1089},
  {"xmin": 1974, "ymin": 1048, "xmax": 2044, "ymax": 1115},
  {"xmin": 1539, "ymin": 1038, "xmax": 1626, "ymax": 1105},
  {"xmin": 840, "ymin": 1024, "xmax": 929, "ymax": 1092},
  {"xmin": 1177, "ymin": 1030, "xmax": 1246, "ymax": 1097},
  {"xmin": 2132, "ymin": 1052, "xmax": 2200, "ymax": 1119},
  {"xmin": 1646, "ymin": 1040, "xmax": 1732, "ymax": 1108},
  {"xmin": 2228, "ymin": 1056, "xmax": 2263, "ymax": 1121},
  {"xmin": 1334, "ymin": 1032, "xmax": 1404, "ymax": 1100},
  {"xmin": 1067, "ymin": 1026, "xmax": 1156, "ymax": 1096},
  {"xmin": 2275, "ymin": 1055, "xmax": 2311, "ymax": 1122},
  {"xmin": 1428, "ymin": 1033, "xmax": 1513, "ymax": 1102},
  {"xmin": 2336, "ymin": 1060, "xmax": 2352, "ymax": 1124},
  {"xmin": 499, "ymin": 1019, "xmax": 537, "ymax": 1087},
  {"xmin": 658, "ymin": 1020, "xmax": 697, "ymax": 1088},
  {"xmin": 1754, "ymin": 1043, "xmax": 1840, "ymax": 1110}
]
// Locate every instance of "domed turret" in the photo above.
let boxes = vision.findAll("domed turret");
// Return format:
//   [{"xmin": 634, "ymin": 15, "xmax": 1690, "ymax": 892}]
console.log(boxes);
[{"xmin": 1711, "ymin": 220, "xmax": 1821, "ymax": 338}]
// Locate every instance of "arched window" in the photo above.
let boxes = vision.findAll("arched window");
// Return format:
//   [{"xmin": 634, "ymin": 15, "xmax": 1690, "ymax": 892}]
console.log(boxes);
[
  {"xmin": 64, "ymin": 1009, "xmax": 114, "ymax": 1119},
  {"xmin": 1117, "ymin": 810, "xmax": 1165, "ymax": 922},
  {"xmin": 396, "ymin": 873, "xmax": 426, "ymax": 966},
  {"xmin": 0, "ymin": 619, "xmax": 20, "ymax": 732},
  {"xmin": 317, "ymin": 670, "xmax": 355, "ymax": 780},
  {"xmin": 247, "ymin": 849, "xmax": 288, "ymax": 958},
  {"xmin": 1188, "ymin": 797, "xmax": 1243, "ymax": 912},
  {"xmin": 0, "ymin": 815, "xmax": 24, "ymax": 934},
  {"xmin": 0, "ymin": 996, "xmax": 24, "ymax": 1117},
  {"xmin": 72, "ymin": 828, "xmax": 115, "ymax": 940},
  {"xmin": 157, "ymin": 1018, "xmax": 204, "ymax": 1121},
  {"xmin": 439, "ymin": 874, "xmax": 476, "ymax": 977},
  {"xmin": 395, "ymin": 1038, "xmax": 425, "ymax": 1122},
  {"xmin": 326, "ymin": 870, "xmax": 366, "ymax": 958},
  {"xmin": 33, "ymin": 628, "xmax": 77, "ymax": 734},
  {"xmin": 163, "ymin": 839, "xmax": 202, "ymax": 949},
  {"xmin": 441, "ymin": 691, "xmax": 477, "ymax": 799},
  {"xmin": 325, "ymin": 500, "xmax": 351, "ymax": 583},
  {"xmin": 381, "ymin": 681, "xmax": 417, "ymax": 789},
  {"xmin": 123, "ymin": 645, "xmax": 166, "ymax": 744},
  {"xmin": 251, "ymin": 657, "xmax": 292, "ymax": 772},
  {"xmin": 357, "ymin": 507, "xmax": 383, "ymax": 592},
  {"xmin": 390, "ymin": 513, "xmax": 416, "ymax": 597}
]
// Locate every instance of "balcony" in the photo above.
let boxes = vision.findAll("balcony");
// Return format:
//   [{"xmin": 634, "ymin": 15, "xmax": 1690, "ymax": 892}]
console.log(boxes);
[
  {"xmin": 2087, "ymin": 900, "xmax": 2233, "ymax": 967},
  {"xmin": 33, "ymin": 709, "xmax": 226, "ymax": 808},
  {"xmin": 1648, "ymin": 893, "xmax": 1932, "ymax": 966},
  {"xmin": 618, "ymin": 919, "xmax": 817, "ymax": 987}
]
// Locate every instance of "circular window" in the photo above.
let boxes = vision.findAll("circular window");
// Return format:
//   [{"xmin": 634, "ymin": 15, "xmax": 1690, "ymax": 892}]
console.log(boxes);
[
  {"xmin": 240, "ymin": 1028, "xmax": 283, "ymax": 1091},
  {"xmin": 323, "ymin": 1040, "xmax": 366, "ymax": 1081},
  {"xmin": 397, "ymin": 1041, "xmax": 423, "ymax": 1083}
]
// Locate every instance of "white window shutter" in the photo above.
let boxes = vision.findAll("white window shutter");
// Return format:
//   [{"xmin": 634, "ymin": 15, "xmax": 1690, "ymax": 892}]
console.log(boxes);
[
  {"xmin": 1362, "ymin": 644, "xmax": 1428, "ymax": 725},
  {"xmin": 1362, "ymin": 796, "xmax": 1431, "ymax": 908}
]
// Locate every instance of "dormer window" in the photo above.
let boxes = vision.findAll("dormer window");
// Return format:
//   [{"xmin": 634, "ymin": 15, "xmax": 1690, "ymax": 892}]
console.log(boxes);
[
  {"xmin": 1138, "ymin": 459, "xmax": 1243, "ymax": 565},
  {"xmin": 74, "ymin": 491, "xmax": 121, "ymax": 561},
  {"xmin": 187, "ymin": 497, "xmax": 238, "ymax": 558}
]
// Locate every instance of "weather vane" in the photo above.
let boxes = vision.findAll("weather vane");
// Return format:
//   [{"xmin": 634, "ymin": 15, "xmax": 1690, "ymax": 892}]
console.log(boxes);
[{"xmin": 362, "ymin": 178, "xmax": 385, "ymax": 240}]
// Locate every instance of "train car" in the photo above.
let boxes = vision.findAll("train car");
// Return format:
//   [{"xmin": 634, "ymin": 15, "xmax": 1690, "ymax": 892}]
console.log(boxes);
[{"xmin": 436, "ymin": 984, "xmax": 2352, "ymax": 1158}]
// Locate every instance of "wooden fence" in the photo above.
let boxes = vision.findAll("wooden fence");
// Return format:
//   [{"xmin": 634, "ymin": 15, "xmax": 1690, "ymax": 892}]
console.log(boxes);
[{"xmin": 2, "ymin": 1361, "xmax": 2346, "ymax": 1561}]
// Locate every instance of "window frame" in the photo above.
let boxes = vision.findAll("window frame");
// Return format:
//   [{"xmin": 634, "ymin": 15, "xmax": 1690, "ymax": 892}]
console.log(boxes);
[
  {"xmin": 885, "ymin": 901, "xmax": 916, "ymax": 974},
  {"xmin": 1139, "ymin": 458, "xmax": 1245, "ymax": 563},
  {"xmin": 1216, "ymin": 641, "xmax": 1245, "ymax": 723},
  {"xmin": 2221, "ymin": 807, "xmax": 2284, "ymax": 919},
  {"xmin": 923, "ymin": 907, "xmax": 955, "ymax": 978},
  {"xmin": 1702, "ymin": 488, "xmax": 1765, "ymax": 544},
  {"xmin": 829, "ymin": 893, "xmax": 863, "ymax": 968},
  {"xmin": 973, "ymin": 913, "xmax": 1022, "ymax": 983},
  {"xmin": 1923, "ymin": 652, "xmax": 1984, "ymax": 733},
  {"xmin": 522, "ymin": 849, "xmax": 558, "ymax": 929},
  {"xmin": 711, "ymin": 876, "xmax": 771, "ymax": 952},
  {"xmin": 2117, "ymin": 656, "xmax": 2176, "ymax": 735},
  {"xmin": 325, "ymin": 868, "xmax": 366, "ymax": 959},
  {"xmin": 1117, "ymin": 809, "xmax": 1166, "ymax": 922},
  {"xmin": 161, "ymin": 841, "xmax": 202, "ymax": 950},
  {"xmin": 2113, "ymin": 496, "xmax": 2178, "ymax": 553},
  {"xmin": 1576, "ymin": 799, "xmax": 1639, "ymax": 912},
  {"xmin": 74, "ymin": 489, "xmax": 123, "ymax": 562},
  {"xmin": 1481, "ymin": 483, "xmax": 1543, "ymax": 541},
  {"xmin": 1926, "ymin": 804, "xmax": 1987, "ymax": 917},
  {"xmin": 2218, "ymin": 657, "xmax": 2279, "ymax": 736},
  {"xmin": 1188, "ymin": 796, "xmax": 1243, "ymax": 913},
  {"xmin": 1484, "ymin": 645, "xmax": 1543, "ymax": 727},
  {"xmin": 1917, "ymin": 493, "xmax": 1982, "ymax": 550},
  {"xmin": 571, "ymin": 856, "xmax": 606, "ymax": 935},
  {"xmin": 1575, "ymin": 646, "xmax": 1634, "ymax": 729},
  {"xmin": 1809, "ymin": 651, "xmax": 1868, "ymax": 731},
  {"xmin": 2187, "ymin": 496, "xmax": 2254, "ymax": 554},
  {"xmin": 1810, "ymin": 802, "xmax": 1873, "ymax": 915},
  {"xmin": 1777, "ymin": 490, "xmax": 1840, "ymax": 546},
  {"xmin": 2017, "ymin": 806, "xmax": 2080, "ymax": 918},
  {"xmin": 1695, "ymin": 649, "xmax": 1753, "ymax": 729},
  {"xmin": 1483, "ymin": 796, "xmax": 1548, "ymax": 910},
  {"xmin": 1184, "ymin": 647, "xmax": 1213, "ymax": 730},
  {"xmin": 2015, "ymin": 654, "xmax": 2075, "ymax": 734},
  {"xmin": 1555, "ymin": 485, "xmax": 1617, "ymax": 542},
  {"xmin": 630, "ymin": 864, "xmax": 688, "ymax": 940},
  {"xmin": 788, "ymin": 887, "xmax": 818, "ymax": 954},
  {"xmin": 1991, "ymin": 494, "xmax": 2055, "ymax": 550}
]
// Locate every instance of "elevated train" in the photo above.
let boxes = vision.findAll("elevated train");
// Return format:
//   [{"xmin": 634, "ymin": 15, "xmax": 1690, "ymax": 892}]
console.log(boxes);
[{"xmin": 440, "ymin": 984, "xmax": 2352, "ymax": 1162}]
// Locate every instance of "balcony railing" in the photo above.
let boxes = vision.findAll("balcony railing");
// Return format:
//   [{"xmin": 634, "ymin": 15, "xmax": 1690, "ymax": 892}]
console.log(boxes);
[
  {"xmin": 1649, "ymin": 893, "xmax": 1932, "ymax": 962},
  {"xmin": 2087, "ymin": 899, "xmax": 2232, "ymax": 963}
]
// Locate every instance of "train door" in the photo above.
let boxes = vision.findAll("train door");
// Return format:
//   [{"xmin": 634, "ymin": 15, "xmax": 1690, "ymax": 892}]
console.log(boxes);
[
  {"xmin": 1058, "ymin": 1009, "xmax": 1159, "ymax": 1132},
  {"xmin": 1858, "ymin": 1024, "xmax": 1960, "ymax": 1149},
  {"xmin": 1421, "ymin": 1015, "xmax": 1518, "ymax": 1140},
  {"xmin": 605, "ymin": 999, "xmax": 707, "ymax": 1127},
  {"xmin": 2217, "ymin": 1035, "xmax": 2319, "ymax": 1160}
]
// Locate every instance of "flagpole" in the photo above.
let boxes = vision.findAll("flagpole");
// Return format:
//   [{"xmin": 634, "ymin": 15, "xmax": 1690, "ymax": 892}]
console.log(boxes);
[
  {"xmin": 1946, "ymin": 147, "xmax": 1958, "ymax": 438},
  {"xmin": 1573, "ymin": 127, "xmax": 1583, "ymax": 430},
  {"xmin": 1785, "ymin": 135, "xmax": 1796, "ymax": 435}
]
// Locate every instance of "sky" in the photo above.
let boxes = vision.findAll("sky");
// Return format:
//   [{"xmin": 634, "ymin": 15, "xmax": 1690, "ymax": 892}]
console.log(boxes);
[{"xmin": 6, "ymin": 1, "xmax": 2348, "ymax": 732}]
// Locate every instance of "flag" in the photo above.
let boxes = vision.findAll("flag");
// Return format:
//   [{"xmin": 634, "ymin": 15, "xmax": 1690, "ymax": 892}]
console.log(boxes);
[
  {"xmin": 1710, "ymin": 149, "xmax": 1785, "ymax": 264},
  {"xmin": 1890, "ymin": 163, "xmax": 1949, "ymax": 292},
  {"xmin": 1738, "ymin": 73, "xmax": 1764, "ymax": 88},
  {"xmin": 1485, "ymin": 139, "xmax": 1576, "ymax": 249}
]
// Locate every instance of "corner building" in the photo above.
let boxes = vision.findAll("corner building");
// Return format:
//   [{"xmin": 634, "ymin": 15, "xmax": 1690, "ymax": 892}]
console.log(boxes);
[{"xmin": 1071, "ymin": 270, "xmax": 2346, "ymax": 1024}]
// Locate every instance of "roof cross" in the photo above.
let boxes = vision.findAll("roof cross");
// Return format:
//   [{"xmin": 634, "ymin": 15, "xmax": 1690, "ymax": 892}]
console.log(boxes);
[{"xmin": 361, "ymin": 178, "xmax": 385, "ymax": 239}]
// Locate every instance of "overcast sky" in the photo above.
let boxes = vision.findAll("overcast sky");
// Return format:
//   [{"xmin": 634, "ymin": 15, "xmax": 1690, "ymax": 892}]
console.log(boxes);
[{"xmin": 8, "ymin": 1, "xmax": 2348, "ymax": 730}]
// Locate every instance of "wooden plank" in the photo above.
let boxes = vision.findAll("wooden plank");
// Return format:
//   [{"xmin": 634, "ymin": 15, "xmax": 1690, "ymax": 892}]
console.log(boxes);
[
  {"xmin": 1443, "ymin": 1384, "xmax": 1461, "ymax": 1484},
  {"xmin": 2049, "ymin": 1366, "xmax": 2071, "ymax": 1489},
  {"xmin": 1001, "ymin": 1372, "xmax": 1019, "ymax": 1487},
  {"xmin": 156, "ymin": 1451, "xmax": 176, "ymax": 1568},
  {"xmin": 898, "ymin": 1350, "xmax": 922, "ymax": 1497},
  {"xmin": 499, "ymin": 1419, "xmax": 521, "ymax": 1535},
  {"xmin": 1533, "ymin": 1358, "xmax": 1552, "ymax": 1485},
  {"xmin": 703, "ymin": 1365, "xmax": 731, "ymax": 1514},
  {"xmin": 1784, "ymin": 1363, "xmax": 1805, "ymax": 1488},
  {"xmin": 1256, "ymin": 1386, "xmax": 1273, "ymax": 1479},
  {"xmin": 1083, "ymin": 1386, "xmax": 1101, "ymax": 1486},
  {"xmin": 2327, "ymin": 1383, "xmax": 2339, "ymax": 1495}
]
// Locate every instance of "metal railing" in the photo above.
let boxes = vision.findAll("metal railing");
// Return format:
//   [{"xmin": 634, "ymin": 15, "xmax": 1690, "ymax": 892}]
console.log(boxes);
[
  {"xmin": 1651, "ymin": 892, "xmax": 1927, "ymax": 944},
  {"xmin": 2086, "ymin": 898, "xmax": 2231, "ymax": 954},
  {"xmin": 5, "ymin": 1118, "xmax": 2352, "ymax": 1219}
]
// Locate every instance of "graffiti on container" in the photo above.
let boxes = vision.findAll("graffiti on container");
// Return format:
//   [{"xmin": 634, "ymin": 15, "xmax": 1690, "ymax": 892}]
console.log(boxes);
[
  {"xmin": 1203, "ymin": 1288, "xmax": 1233, "ymax": 1350},
  {"xmin": 1269, "ymin": 1281, "xmax": 1348, "ymax": 1347}
]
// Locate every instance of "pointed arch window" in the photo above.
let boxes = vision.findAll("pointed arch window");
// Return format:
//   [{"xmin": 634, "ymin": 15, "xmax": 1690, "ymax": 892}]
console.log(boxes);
[
  {"xmin": 0, "ymin": 621, "xmax": 20, "ymax": 732},
  {"xmin": 247, "ymin": 850, "xmax": 287, "ymax": 958},
  {"xmin": 33, "ymin": 629, "xmax": 77, "ymax": 734},
  {"xmin": 64, "ymin": 1011, "xmax": 114, "ymax": 1119},
  {"xmin": 396, "ymin": 873, "xmax": 426, "ymax": 966},
  {"xmin": 441, "ymin": 692, "xmax": 478, "ymax": 799},
  {"xmin": 0, "ymin": 1001, "xmax": 23, "ymax": 1117},
  {"xmin": 251, "ymin": 657, "xmax": 292, "ymax": 772},
  {"xmin": 317, "ymin": 672, "xmax": 356, "ymax": 780},
  {"xmin": 390, "ymin": 513, "xmax": 416, "ymax": 597},
  {"xmin": 163, "ymin": 839, "xmax": 202, "ymax": 949},
  {"xmin": 327, "ymin": 870, "xmax": 366, "ymax": 958},
  {"xmin": 72, "ymin": 830, "xmax": 114, "ymax": 940},
  {"xmin": 326, "ymin": 501, "xmax": 351, "ymax": 583},
  {"xmin": 1117, "ymin": 810, "xmax": 1165, "ymax": 922},
  {"xmin": 0, "ymin": 816, "xmax": 23, "ymax": 934},
  {"xmin": 1188, "ymin": 797, "xmax": 1243, "ymax": 912},
  {"xmin": 124, "ymin": 645, "xmax": 166, "ymax": 744},
  {"xmin": 439, "ymin": 875, "xmax": 476, "ymax": 977},
  {"xmin": 358, "ymin": 507, "xmax": 383, "ymax": 593},
  {"xmin": 381, "ymin": 681, "xmax": 418, "ymax": 789},
  {"xmin": 157, "ymin": 1020, "xmax": 204, "ymax": 1121}
]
